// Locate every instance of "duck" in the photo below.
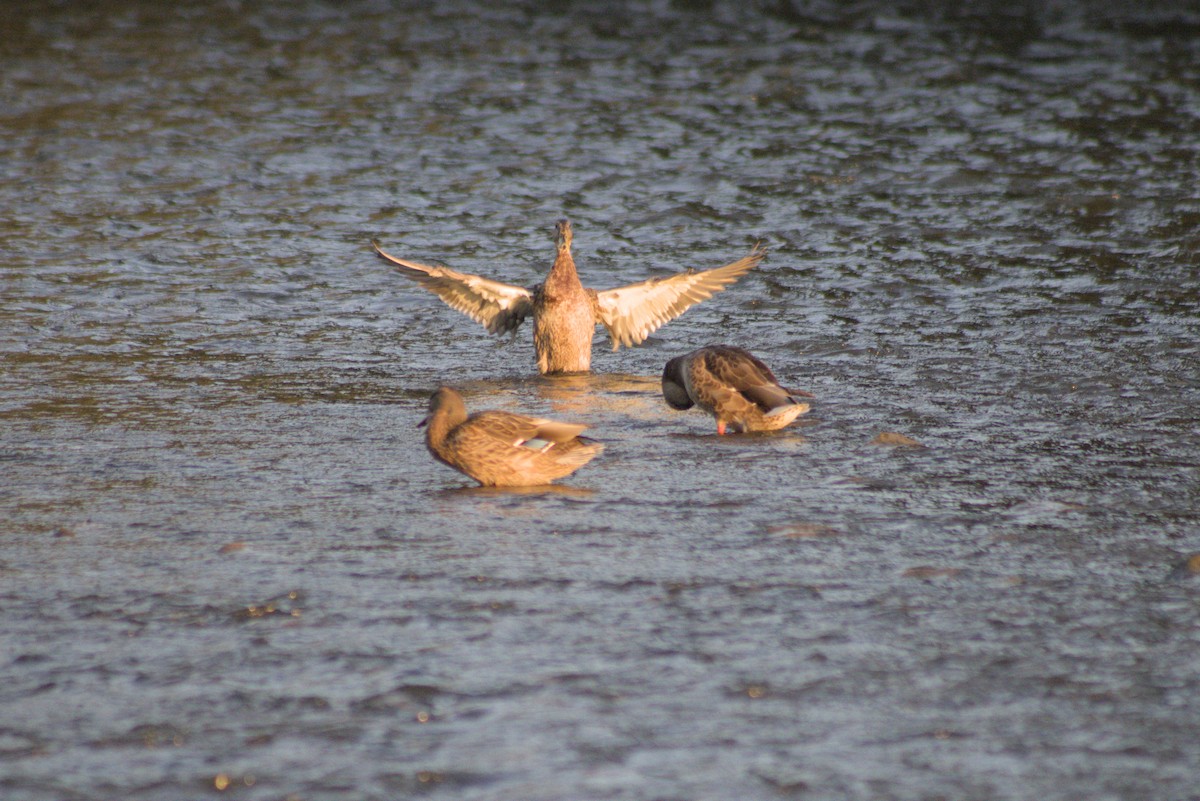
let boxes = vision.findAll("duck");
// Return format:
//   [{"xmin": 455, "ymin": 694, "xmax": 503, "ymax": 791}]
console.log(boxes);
[
  {"xmin": 420, "ymin": 386, "xmax": 604, "ymax": 486},
  {"xmin": 373, "ymin": 219, "xmax": 764, "ymax": 374},
  {"xmin": 661, "ymin": 345, "xmax": 813, "ymax": 435}
]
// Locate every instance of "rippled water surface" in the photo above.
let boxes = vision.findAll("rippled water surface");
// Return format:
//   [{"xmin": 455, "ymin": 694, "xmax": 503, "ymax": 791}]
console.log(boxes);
[{"xmin": 3, "ymin": 1, "xmax": 1200, "ymax": 799}]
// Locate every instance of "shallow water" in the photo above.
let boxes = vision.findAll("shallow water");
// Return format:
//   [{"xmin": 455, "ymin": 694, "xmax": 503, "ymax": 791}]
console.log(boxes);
[{"xmin": 3, "ymin": 1, "xmax": 1200, "ymax": 799}]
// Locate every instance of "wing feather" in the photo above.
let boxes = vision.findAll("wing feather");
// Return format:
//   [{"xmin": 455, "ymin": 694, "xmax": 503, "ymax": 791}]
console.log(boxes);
[
  {"xmin": 468, "ymin": 411, "xmax": 587, "ymax": 446},
  {"xmin": 702, "ymin": 346, "xmax": 804, "ymax": 411},
  {"xmin": 593, "ymin": 245, "xmax": 765, "ymax": 350},
  {"xmin": 373, "ymin": 241, "xmax": 534, "ymax": 335}
]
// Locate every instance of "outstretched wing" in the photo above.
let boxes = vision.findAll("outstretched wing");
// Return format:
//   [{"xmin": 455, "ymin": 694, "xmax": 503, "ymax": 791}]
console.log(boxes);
[
  {"xmin": 373, "ymin": 241, "xmax": 535, "ymax": 336},
  {"xmin": 592, "ymin": 245, "xmax": 765, "ymax": 351}
]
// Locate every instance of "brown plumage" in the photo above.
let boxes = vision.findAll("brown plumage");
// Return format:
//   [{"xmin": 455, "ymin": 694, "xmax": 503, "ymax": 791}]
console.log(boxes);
[
  {"xmin": 373, "ymin": 219, "xmax": 764, "ymax": 374},
  {"xmin": 661, "ymin": 345, "xmax": 813, "ymax": 435},
  {"xmin": 420, "ymin": 386, "xmax": 604, "ymax": 486}
]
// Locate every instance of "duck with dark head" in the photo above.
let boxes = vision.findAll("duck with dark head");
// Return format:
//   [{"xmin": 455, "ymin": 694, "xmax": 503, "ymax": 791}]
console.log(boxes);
[{"xmin": 662, "ymin": 345, "xmax": 814, "ymax": 435}]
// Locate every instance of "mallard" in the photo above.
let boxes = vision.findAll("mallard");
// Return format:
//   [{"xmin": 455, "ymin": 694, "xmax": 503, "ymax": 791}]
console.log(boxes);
[
  {"xmin": 373, "ymin": 219, "xmax": 764, "ymax": 374},
  {"xmin": 420, "ymin": 386, "xmax": 604, "ymax": 486},
  {"xmin": 661, "ymin": 345, "xmax": 813, "ymax": 435}
]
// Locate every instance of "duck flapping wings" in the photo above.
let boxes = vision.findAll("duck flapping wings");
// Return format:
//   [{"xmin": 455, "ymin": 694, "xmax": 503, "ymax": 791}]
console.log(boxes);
[{"xmin": 373, "ymin": 240, "xmax": 765, "ymax": 349}]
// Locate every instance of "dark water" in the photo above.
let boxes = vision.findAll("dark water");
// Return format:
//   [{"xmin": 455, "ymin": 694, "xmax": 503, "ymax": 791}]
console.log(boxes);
[{"xmin": 3, "ymin": 1, "xmax": 1199, "ymax": 799}]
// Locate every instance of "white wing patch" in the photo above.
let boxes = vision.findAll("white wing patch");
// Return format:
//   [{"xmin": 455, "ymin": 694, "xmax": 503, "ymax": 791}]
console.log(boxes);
[
  {"xmin": 593, "ymin": 245, "xmax": 765, "ymax": 350},
  {"xmin": 373, "ymin": 241, "xmax": 535, "ymax": 335}
]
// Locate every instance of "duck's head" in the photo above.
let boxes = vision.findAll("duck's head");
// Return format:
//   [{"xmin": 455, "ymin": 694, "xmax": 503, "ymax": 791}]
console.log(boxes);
[
  {"xmin": 420, "ymin": 386, "xmax": 469, "ymax": 428},
  {"xmin": 661, "ymin": 356, "xmax": 694, "ymax": 410},
  {"xmin": 554, "ymin": 218, "xmax": 573, "ymax": 252}
]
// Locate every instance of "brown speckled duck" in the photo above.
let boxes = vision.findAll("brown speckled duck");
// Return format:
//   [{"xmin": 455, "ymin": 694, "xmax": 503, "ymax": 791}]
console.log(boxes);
[
  {"xmin": 420, "ymin": 386, "xmax": 604, "ymax": 487},
  {"xmin": 373, "ymin": 219, "xmax": 764, "ymax": 374},
  {"xmin": 661, "ymin": 345, "xmax": 813, "ymax": 435}
]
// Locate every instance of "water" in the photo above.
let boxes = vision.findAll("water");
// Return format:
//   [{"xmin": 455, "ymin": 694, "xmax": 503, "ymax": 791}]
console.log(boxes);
[{"xmin": 2, "ymin": 1, "xmax": 1199, "ymax": 799}]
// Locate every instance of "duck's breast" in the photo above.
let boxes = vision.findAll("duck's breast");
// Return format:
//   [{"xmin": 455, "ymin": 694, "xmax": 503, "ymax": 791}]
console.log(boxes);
[{"xmin": 533, "ymin": 288, "xmax": 595, "ymax": 373}]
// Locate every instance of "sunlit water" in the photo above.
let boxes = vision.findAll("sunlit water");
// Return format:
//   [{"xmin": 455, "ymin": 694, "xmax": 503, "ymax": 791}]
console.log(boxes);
[{"xmin": 2, "ymin": 1, "xmax": 1199, "ymax": 799}]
